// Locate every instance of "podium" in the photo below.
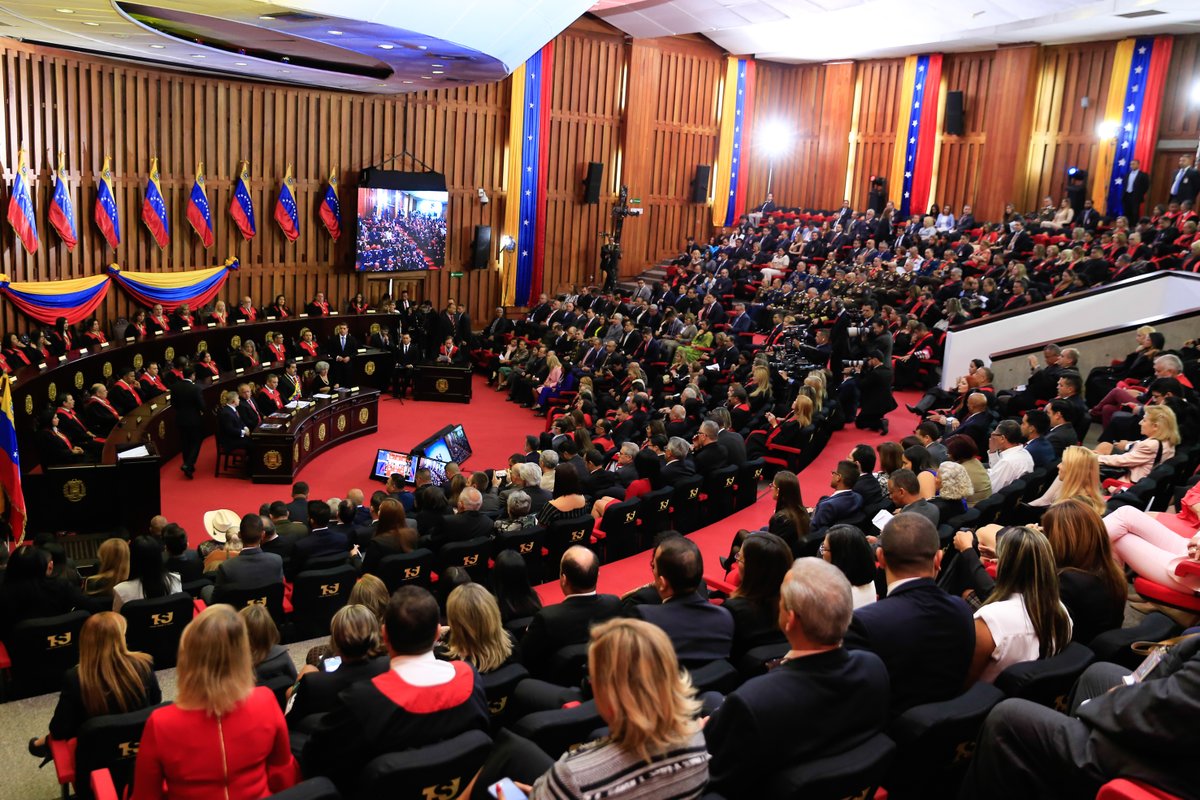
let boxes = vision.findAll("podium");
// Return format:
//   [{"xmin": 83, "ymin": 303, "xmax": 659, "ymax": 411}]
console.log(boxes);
[{"xmin": 413, "ymin": 363, "xmax": 473, "ymax": 403}]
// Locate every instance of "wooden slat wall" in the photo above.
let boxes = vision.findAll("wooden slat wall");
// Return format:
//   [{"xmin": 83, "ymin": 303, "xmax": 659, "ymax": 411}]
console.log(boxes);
[
  {"xmin": 1024, "ymin": 42, "xmax": 1116, "ymax": 212},
  {"xmin": 847, "ymin": 58, "xmax": 905, "ymax": 211},
  {"xmin": 741, "ymin": 61, "xmax": 826, "ymax": 210},
  {"xmin": 931, "ymin": 51, "xmax": 993, "ymax": 214},
  {"xmin": 1150, "ymin": 35, "xmax": 1200, "ymax": 204}
]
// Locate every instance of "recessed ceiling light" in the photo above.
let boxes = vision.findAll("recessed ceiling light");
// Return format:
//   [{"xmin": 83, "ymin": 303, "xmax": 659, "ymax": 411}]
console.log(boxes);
[
  {"xmin": 55, "ymin": 8, "xmax": 75, "ymax": 13},
  {"xmin": 378, "ymin": 43, "xmax": 394, "ymax": 50},
  {"xmin": 234, "ymin": 61, "xmax": 247, "ymax": 65},
  {"xmin": 431, "ymin": 70, "xmax": 444, "ymax": 74},
  {"xmin": 259, "ymin": 15, "xmax": 275, "ymax": 20},
  {"xmin": 281, "ymin": 69, "xmax": 290, "ymax": 73},
  {"xmin": 377, "ymin": 83, "xmax": 387, "ymax": 87},
  {"xmin": 421, "ymin": 75, "xmax": 432, "ymax": 79},
  {"xmin": 149, "ymin": 43, "xmax": 165, "ymax": 48},
  {"xmin": 191, "ymin": 54, "xmax": 205, "ymax": 58},
  {"xmin": 431, "ymin": 63, "xmax": 444, "ymax": 67},
  {"xmin": 327, "ymin": 30, "xmax": 342, "ymax": 35},
  {"xmin": 417, "ymin": 45, "xmax": 427, "ymax": 50},
  {"xmin": 83, "ymin": 21, "xmax": 100, "ymax": 26},
  {"xmin": 402, "ymin": 80, "xmax": 413, "ymax": 84}
]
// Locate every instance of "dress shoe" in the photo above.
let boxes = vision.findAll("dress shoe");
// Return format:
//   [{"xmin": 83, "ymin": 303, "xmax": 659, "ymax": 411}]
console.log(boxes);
[{"xmin": 879, "ymin": 419, "xmax": 889, "ymax": 436}]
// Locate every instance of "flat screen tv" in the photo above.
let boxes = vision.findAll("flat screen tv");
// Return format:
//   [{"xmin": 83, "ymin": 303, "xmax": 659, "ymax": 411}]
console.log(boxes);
[
  {"xmin": 370, "ymin": 449, "xmax": 417, "ymax": 483},
  {"xmin": 356, "ymin": 169, "xmax": 448, "ymax": 272},
  {"xmin": 417, "ymin": 456, "xmax": 451, "ymax": 486}
]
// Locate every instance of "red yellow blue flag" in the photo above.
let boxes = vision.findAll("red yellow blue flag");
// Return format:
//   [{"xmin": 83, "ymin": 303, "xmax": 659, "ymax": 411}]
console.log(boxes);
[{"xmin": 141, "ymin": 157, "xmax": 170, "ymax": 249}]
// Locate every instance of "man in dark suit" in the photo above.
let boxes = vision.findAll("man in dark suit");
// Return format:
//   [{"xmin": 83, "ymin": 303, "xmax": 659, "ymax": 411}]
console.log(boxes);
[
  {"xmin": 810, "ymin": 461, "xmax": 865, "ymax": 536},
  {"xmin": 301, "ymin": 586, "xmax": 490, "ymax": 794},
  {"xmin": 960, "ymin": 636, "xmax": 1200, "ymax": 800},
  {"xmin": 109, "ymin": 368, "xmax": 145, "ymax": 415},
  {"xmin": 217, "ymin": 393, "xmax": 249, "ymax": 454},
  {"xmin": 1022, "ymin": 410, "xmax": 1056, "ymax": 469},
  {"xmin": 1003, "ymin": 219, "xmax": 1034, "ymax": 258},
  {"xmin": 1168, "ymin": 154, "xmax": 1200, "ymax": 205},
  {"xmin": 1046, "ymin": 399, "xmax": 1081, "ymax": 458},
  {"xmin": 427, "ymin": 487, "xmax": 493, "ymax": 550},
  {"xmin": 163, "ymin": 523, "xmax": 204, "ymax": 583},
  {"xmin": 325, "ymin": 323, "xmax": 358, "ymax": 387},
  {"xmin": 291, "ymin": 501, "xmax": 350, "ymax": 574},
  {"xmin": 661, "ymin": 437, "xmax": 697, "ymax": 483},
  {"xmin": 849, "ymin": 444, "xmax": 884, "ymax": 509},
  {"xmin": 172, "ymin": 364, "xmax": 205, "ymax": 479},
  {"xmin": 887, "ymin": 469, "xmax": 940, "ymax": 528},
  {"xmin": 633, "ymin": 537, "xmax": 733, "ymax": 664},
  {"xmin": 952, "ymin": 393, "xmax": 994, "ymax": 456},
  {"xmin": 609, "ymin": 443, "xmax": 639, "ymax": 487},
  {"xmin": 393, "ymin": 333, "xmax": 418, "ymax": 397},
  {"xmin": 581, "ymin": 450, "xmax": 619, "ymax": 501},
  {"xmin": 267, "ymin": 501, "xmax": 307, "ymax": 538},
  {"xmin": 235, "ymin": 384, "xmax": 262, "ymax": 432},
  {"xmin": 706, "ymin": 558, "xmax": 890, "ymax": 799},
  {"xmin": 519, "ymin": 546, "xmax": 622, "ymax": 676},
  {"xmin": 213, "ymin": 514, "xmax": 284, "ymax": 590},
  {"xmin": 691, "ymin": 420, "xmax": 729, "ymax": 479},
  {"xmin": 843, "ymin": 513, "xmax": 975, "ymax": 714},
  {"xmin": 1122, "ymin": 159, "xmax": 1151, "ymax": 220},
  {"xmin": 697, "ymin": 294, "xmax": 726, "ymax": 326},
  {"xmin": 854, "ymin": 350, "xmax": 897, "ymax": 435},
  {"xmin": 286, "ymin": 482, "xmax": 311, "ymax": 524}
]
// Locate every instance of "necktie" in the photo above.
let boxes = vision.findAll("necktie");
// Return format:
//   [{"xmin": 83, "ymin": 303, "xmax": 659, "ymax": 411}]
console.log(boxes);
[{"xmin": 1172, "ymin": 169, "xmax": 1185, "ymax": 195}]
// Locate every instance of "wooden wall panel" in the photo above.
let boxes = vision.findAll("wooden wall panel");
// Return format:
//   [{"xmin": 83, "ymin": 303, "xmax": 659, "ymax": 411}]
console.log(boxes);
[
  {"xmin": 1150, "ymin": 34, "xmax": 1200, "ymax": 204},
  {"xmin": 932, "ymin": 51, "xmax": 993, "ymax": 213},
  {"xmin": 813, "ymin": 61, "xmax": 856, "ymax": 210},
  {"xmin": 848, "ymin": 58, "xmax": 905, "ymax": 211},
  {"xmin": 742, "ymin": 61, "xmax": 826, "ymax": 210}
]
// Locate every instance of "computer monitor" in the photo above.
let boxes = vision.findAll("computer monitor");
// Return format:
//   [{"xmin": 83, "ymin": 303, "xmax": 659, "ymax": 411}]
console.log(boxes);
[
  {"xmin": 416, "ymin": 456, "xmax": 451, "ymax": 486},
  {"xmin": 370, "ymin": 449, "xmax": 416, "ymax": 483}
]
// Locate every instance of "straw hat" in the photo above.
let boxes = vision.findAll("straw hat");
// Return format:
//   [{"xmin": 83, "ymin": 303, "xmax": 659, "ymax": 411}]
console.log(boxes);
[{"xmin": 202, "ymin": 508, "xmax": 240, "ymax": 543}]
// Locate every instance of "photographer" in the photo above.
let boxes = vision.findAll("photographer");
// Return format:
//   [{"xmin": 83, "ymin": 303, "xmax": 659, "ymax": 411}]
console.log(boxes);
[{"xmin": 853, "ymin": 350, "xmax": 897, "ymax": 435}]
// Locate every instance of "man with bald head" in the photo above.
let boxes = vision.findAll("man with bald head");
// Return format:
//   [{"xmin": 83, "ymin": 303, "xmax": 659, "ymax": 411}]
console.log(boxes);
[
  {"xmin": 843, "ymin": 513, "xmax": 975, "ymax": 714},
  {"xmin": 519, "ymin": 546, "xmax": 622, "ymax": 677},
  {"xmin": 950, "ymin": 391, "xmax": 994, "ymax": 457}
]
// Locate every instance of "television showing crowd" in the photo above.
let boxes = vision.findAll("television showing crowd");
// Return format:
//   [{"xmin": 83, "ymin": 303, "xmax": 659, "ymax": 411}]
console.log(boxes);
[{"xmin": 356, "ymin": 216, "xmax": 438, "ymax": 271}]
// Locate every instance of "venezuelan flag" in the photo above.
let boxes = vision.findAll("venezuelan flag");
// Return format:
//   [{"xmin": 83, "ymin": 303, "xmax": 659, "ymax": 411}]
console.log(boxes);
[
  {"xmin": 892, "ymin": 54, "xmax": 944, "ymax": 219},
  {"xmin": 108, "ymin": 258, "xmax": 239, "ymax": 311},
  {"xmin": 230, "ymin": 161, "xmax": 257, "ymax": 240},
  {"xmin": 274, "ymin": 164, "xmax": 300, "ymax": 242},
  {"xmin": 713, "ymin": 57, "xmax": 756, "ymax": 228},
  {"xmin": 320, "ymin": 166, "xmax": 341, "ymax": 240},
  {"xmin": 1097, "ymin": 36, "xmax": 1174, "ymax": 217},
  {"xmin": 6, "ymin": 149, "xmax": 39, "ymax": 254},
  {"xmin": 142, "ymin": 157, "xmax": 170, "ymax": 249},
  {"xmin": 94, "ymin": 155, "xmax": 121, "ymax": 249},
  {"xmin": 503, "ymin": 42, "xmax": 554, "ymax": 306},
  {"xmin": 0, "ymin": 272, "xmax": 110, "ymax": 325},
  {"xmin": 49, "ymin": 152, "xmax": 77, "ymax": 251},
  {"xmin": 0, "ymin": 377, "xmax": 26, "ymax": 545},
  {"xmin": 186, "ymin": 162, "xmax": 214, "ymax": 248}
]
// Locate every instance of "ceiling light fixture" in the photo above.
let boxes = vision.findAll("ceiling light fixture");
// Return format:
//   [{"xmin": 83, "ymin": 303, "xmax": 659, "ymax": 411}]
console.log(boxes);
[
  {"xmin": 402, "ymin": 80, "xmax": 413, "ymax": 84},
  {"xmin": 417, "ymin": 45, "xmax": 427, "ymax": 50},
  {"xmin": 149, "ymin": 43, "xmax": 165, "ymax": 48},
  {"xmin": 83, "ymin": 21, "xmax": 100, "ymax": 26},
  {"xmin": 327, "ymin": 30, "xmax": 342, "ymax": 35},
  {"xmin": 55, "ymin": 8, "xmax": 75, "ymax": 13},
  {"xmin": 1096, "ymin": 119, "xmax": 1120, "ymax": 140},
  {"xmin": 234, "ymin": 61, "xmax": 247, "ymax": 65},
  {"xmin": 259, "ymin": 15, "xmax": 275, "ymax": 20},
  {"xmin": 378, "ymin": 43, "xmax": 394, "ymax": 50},
  {"xmin": 431, "ymin": 70, "xmax": 444, "ymax": 74},
  {"xmin": 191, "ymin": 54, "xmax": 206, "ymax": 58}
]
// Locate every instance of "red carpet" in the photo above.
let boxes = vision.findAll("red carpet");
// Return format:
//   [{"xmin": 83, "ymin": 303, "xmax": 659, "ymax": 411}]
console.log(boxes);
[{"xmin": 163, "ymin": 379, "xmax": 921, "ymax": 602}]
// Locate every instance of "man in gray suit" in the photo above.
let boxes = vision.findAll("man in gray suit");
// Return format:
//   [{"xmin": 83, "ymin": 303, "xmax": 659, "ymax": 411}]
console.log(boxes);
[{"xmin": 208, "ymin": 514, "xmax": 284, "ymax": 599}]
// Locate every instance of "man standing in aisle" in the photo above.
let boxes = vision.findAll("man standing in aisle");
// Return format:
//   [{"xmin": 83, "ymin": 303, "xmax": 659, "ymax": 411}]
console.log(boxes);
[{"xmin": 173, "ymin": 364, "xmax": 204, "ymax": 480}]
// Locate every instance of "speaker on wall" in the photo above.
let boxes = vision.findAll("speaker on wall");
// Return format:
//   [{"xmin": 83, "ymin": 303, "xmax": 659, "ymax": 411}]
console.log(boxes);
[
  {"xmin": 583, "ymin": 162, "xmax": 604, "ymax": 204},
  {"xmin": 471, "ymin": 225, "xmax": 491, "ymax": 269},
  {"xmin": 944, "ymin": 91, "xmax": 965, "ymax": 136},
  {"xmin": 691, "ymin": 165, "xmax": 711, "ymax": 203}
]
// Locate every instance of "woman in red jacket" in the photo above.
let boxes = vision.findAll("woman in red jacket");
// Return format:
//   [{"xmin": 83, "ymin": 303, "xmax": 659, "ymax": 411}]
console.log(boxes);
[{"xmin": 132, "ymin": 605, "xmax": 296, "ymax": 800}]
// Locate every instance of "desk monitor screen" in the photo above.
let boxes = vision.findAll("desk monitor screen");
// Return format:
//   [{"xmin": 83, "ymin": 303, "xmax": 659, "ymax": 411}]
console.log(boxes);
[
  {"xmin": 417, "ymin": 456, "xmax": 450, "ymax": 486},
  {"xmin": 372, "ymin": 449, "xmax": 416, "ymax": 483},
  {"xmin": 445, "ymin": 424, "xmax": 473, "ymax": 462}
]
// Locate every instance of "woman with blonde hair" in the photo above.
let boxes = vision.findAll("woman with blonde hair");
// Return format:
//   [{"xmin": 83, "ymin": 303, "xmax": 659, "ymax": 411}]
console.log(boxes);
[
  {"xmin": 804, "ymin": 371, "xmax": 826, "ymax": 411},
  {"xmin": 132, "ymin": 605, "xmax": 296, "ymax": 799},
  {"xmin": 531, "ymin": 354, "xmax": 564, "ymax": 412},
  {"xmin": 1030, "ymin": 446, "xmax": 1108, "ymax": 516},
  {"xmin": 1094, "ymin": 404, "xmax": 1179, "ymax": 485},
  {"xmin": 85, "ymin": 537, "xmax": 130, "ymax": 597},
  {"xmin": 747, "ymin": 365, "xmax": 773, "ymax": 412},
  {"xmin": 442, "ymin": 582, "xmax": 516, "ymax": 675},
  {"xmin": 304, "ymin": 573, "xmax": 391, "ymax": 668},
  {"xmin": 746, "ymin": 393, "xmax": 814, "ymax": 459},
  {"xmin": 29, "ymin": 612, "xmax": 160, "ymax": 762},
  {"xmin": 472, "ymin": 618, "xmax": 708, "ymax": 799},
  {"xmin": 289, "ymin": 604, "xmax": 389, "ymax": 729}
]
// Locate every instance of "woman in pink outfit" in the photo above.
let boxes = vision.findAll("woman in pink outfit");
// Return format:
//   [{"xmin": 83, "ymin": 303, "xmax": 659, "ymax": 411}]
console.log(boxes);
[{"xmin": 1104, "ymin": 505, "xmax": 1200, "ymax": 592}]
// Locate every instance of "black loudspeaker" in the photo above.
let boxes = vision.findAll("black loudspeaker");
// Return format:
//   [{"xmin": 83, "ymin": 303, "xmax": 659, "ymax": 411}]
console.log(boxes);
[
  {"xmin": 944, "ymin": 91, "xmax": 965, "ymax": 136},
  {"xmin": 471, "ymin": 225, "xmax": 491, "ymax": 268},
  {"xmin": 583, "ymin": 162, "xmax": 604, "ymax": 204},
  {"xmin": 691, "ymin": 165, "xmax": 711, "ymax": 203}
]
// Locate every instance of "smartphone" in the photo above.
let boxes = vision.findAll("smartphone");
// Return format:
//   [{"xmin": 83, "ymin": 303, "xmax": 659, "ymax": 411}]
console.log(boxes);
[
  {"xmin": 323, "ymin": 656, "xmax": 342, "ymax": 673},
  {"xmin": 489, "ymin": 779, "xmax": 528, "ymax": 800},
  {"xmin": 496, "ymin": 469, "xmax": 507, "ymax": 480}
]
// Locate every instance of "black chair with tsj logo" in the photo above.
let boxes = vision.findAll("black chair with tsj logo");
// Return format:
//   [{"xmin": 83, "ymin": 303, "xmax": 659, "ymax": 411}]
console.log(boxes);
[{"xmin": 120, "ymin": 592, "xmax": 194, "ymax": 669}]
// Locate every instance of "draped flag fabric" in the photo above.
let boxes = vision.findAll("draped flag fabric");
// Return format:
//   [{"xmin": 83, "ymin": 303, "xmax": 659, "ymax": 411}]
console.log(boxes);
[
  {"xmin": 230, "ymin": 161, "xmax": 257, "ymax": 240},
  {"xmin": 319, "ymin": 166, "xmax": 341, "ymax": 240},
  {"xmin": 0, "ymin": 377, "xmax": 26, "ymax": 546},
  {"xmin": 892, "ymin": 54, "xmax": 944, "ymax": 218},
  {"xmin": 713, "ymin": 57, "xmax": 757, "ymax": 228},
  {"xmin": 49, "ymin": 153, "xmax": 77, "ymax": 251},
  {"xmin": 186, "ymin": 162, "xmax": 214, "ymax": 248},
  {"xmin": 0, "ymin": 272, "xmax": 110, "ymax": 325},
  {"xmin": 503, "ymin": 42, "xmax": 554, "ymax": 306},
  {"xmin": 7, "ymin": 149, "xmax": 39, "ymax": 254},
  {"xmin": 274, "ymin": 164, "xmax": 300, "ymax": 242},
  {"xmin": 1099, "ymin": 36, "xmax": 1175, "ymax": 218},
  {"xmin": 94, "ymin": 156, "xmax": 121, "ymax": 249},
  {"xmin": 141, "ymin": 157, "xmax": 170, "ymax": 249},
  {"xmin": 107, "ymin": 258, "xmax": 239, "ymax": 312}
]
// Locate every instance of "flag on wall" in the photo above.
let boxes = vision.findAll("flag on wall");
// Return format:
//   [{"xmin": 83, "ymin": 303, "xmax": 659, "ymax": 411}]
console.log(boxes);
[
  {"xmin": 892, "ymin": 54, "xmax": 944, "ymax": 219},
  {"xmin": 94, "ymin": 155, "xmax": 121, "ymax": 249},
  {"xmin": 230, "ymin": 161, "xmax": 257, "ymax": 240},
  {"xmin": 6, "ymin": 149, "xmax": 39, "ymax": 254},
  {"xmin": 141, "ymin": 157, "xmax": 170, "ymax": 249},
  {"xmin": 186, "ymin": 162, "xmax": 214, "ymax": 248},
  {"xmin": 319, "ymin": 166, "xmax": 341, "ymax": 240},
  {"xmin": 1098, "ymin": 36, "xmax": 1174, "ymax": 218},
  {"xmin": 713, "ymin": 57, "xmax": 757, "ymax": 228},
  {"xmin": 274, "ymin": 164, "xmax": 300, "ymax": 242},
  {"xmin": 0, "ymin": 376, "xmax": 27, "ymax": 545},
  {"xmin": 503, "ymin": 41, "xmax": 555, "ymax": 306},
  {"xmin": 49, "ymin": 153, "xmax": 77, "ymax": 251}
]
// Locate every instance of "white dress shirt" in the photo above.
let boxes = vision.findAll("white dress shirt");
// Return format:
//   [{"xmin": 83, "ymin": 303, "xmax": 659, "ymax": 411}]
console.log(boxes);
[{"xmin": 987, "ymin": 445, "xmax": 1034, "ymax": 492}]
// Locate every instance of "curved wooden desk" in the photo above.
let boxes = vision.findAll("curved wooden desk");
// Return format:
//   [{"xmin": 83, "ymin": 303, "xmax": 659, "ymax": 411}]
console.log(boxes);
[{"xmin": 247, "ymin": 390, "xmax": 380, "ymax": 483}]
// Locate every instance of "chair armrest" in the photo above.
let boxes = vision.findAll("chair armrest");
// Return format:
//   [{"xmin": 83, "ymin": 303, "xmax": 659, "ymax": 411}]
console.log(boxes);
[
  {"xmin": 705, "ymin": 576, "xmax": 736, "ymax": 595},
  {"xmin": 1175, "ymin": 560, "xmax": 1200, "ymax": 579},
  {"xmin": 766, "ymin": 443, "xmax": 804, "ymax": 454},
  {"xmin": 50, "ymin": 737, "xmax": 77, "ymax": 786},
  {"xmin": 0, "ymin": 639, "xmax": 9, "ymax": 669},
  {"xmin": 90, "ymin": 768, "xmax": 119, "ymax": 800}
]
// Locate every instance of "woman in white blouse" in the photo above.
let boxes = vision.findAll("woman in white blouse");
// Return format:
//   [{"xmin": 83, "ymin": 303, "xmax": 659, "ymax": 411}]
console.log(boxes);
[{"xmin": 967, "ymin": 526, "xmax": 1072, "ymax": 685}]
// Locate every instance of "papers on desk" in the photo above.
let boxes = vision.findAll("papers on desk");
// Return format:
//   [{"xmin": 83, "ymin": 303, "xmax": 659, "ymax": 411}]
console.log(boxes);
[
  {"xmin": 117, "ymin": 446, "xmax": 151, "ymax": 460},
  {"xmin": 258, "ymin": 423, "xmax": 284, "ymax": 431},
  {"xmin": 285, "ymin": 400, "xmax": 313, "ymax": 409},
  {"xmin": 312, "ymin": 393, "xmax": 333, "ymax": 400},
  {"xmin": 268, "ymin": 412, "xmax": 291, "ymax": 420}
]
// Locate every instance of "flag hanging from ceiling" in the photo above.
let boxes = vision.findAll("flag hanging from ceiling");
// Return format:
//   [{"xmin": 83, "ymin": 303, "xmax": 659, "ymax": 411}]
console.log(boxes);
[
  {"xmin": 94, "ymin": 155, "xmax": 121, "ymax": 249},
  {"xmin": 0, "ymin": 272, "xmax": 111, "ymax": 325},
  {"xmin": 892, "ymin": 54, "xmax": 944, "ymax": 219},
  {"xmin": 0, "ymin": 376, "xmax": 27, "ymax": 546},
  {"xmin": 49, "ymin": 153, "xmax": 77, "ymax": 251},
  {"xmin": 274, "ymin": 164, "xmax": 300, "ymax": 242},
  {"xmin": 503, "ymin": 41, "xmax": 554, "ymax": 306},
  {"xmin": 1099, "ymin": 36, "xmax": 1174, "ymax": 218},
  {"xmin": 141, "ymin": 157, "xmax": 170, "ymax": 249},
  {"xmin": 319, "ymin": 166, "xmax": 341, "ymax": 240},
  {"xmin": 186, "ymin": 162, "xmax": 214, "ymax": 248},
  {"xmin": 6, "ymin": 149, "xmax": 39, "ymax": 254},
  {"xmin": 230, "ymin": 161, "xmax": 257, "ymax": 240},
  {"xmin": 713, "ymin": 57, "xmax": 756, "ymax": 228},
  {"xmin": 108, "ymin": 259, "xmax": 239, "ymax": 311}
]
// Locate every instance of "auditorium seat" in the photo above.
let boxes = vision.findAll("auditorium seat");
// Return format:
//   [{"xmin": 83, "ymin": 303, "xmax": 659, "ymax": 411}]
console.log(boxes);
[
  {"xmin": 1096, "ymin": 778, "xmax": 1186, "ymax": 800},
  {"xmin": 266, "ymin": 778, "xmax": 342, "ymax": 800},
  {"xmin": 511, "ymin": 700, "xmax": 603, "ymax": 759},
  {"xmin": 595, "ymin": 497, "xmax": 640, "ymax": 561},
  {"xmin": 543, "ymin": 516, "xmax": 594, "ymax": 568},
  {"xmin": 356, "ymin": 729, "xmax": 494, "ymax": 800},
  {"xmin": 702, "ymin": 465, "xmax": 739, "ymax": 521},
  {"xmin": 3, "ymin": 610, "xmax": 90, "ymax": 700},
  {"xmin": 994, "ymin": 642, "xmax": 1096, "ymax": 711},
  {"xmin": 546, "ymin": 643, "xmax": 590, "ymax": 688},
  {"xmin": 437, "ymin": 536, "xmax": 493, "ymax": 584},
  {"xmin": 210, "ymin": 582, "xmax": 287, "ymax": 628},
  {"xmin": 686, "ymin": 659, "xmax": 740, "ymax": 694},
  {"xmin": 735, "ymin": 459, "xmax": 766, "ymax": 510},
  {"xmin": 376, "ymin": 549, "xmax": 435, "ymax": 592},
  {"xmin": 1133, "ymin": 563, "xmax": 1200, "ymax": 614},
  {"xmin": 60, "ymin": 703, "xmax": 163, "ymax": 800},
  {"xmin": 494, "ymin": 527, "xmax": 544, "ymax": 580},
  {"xmin": 763, "ymin": 731, "xmax": 896, "ymax": 800},
  {"xmin": 1089, "ymin": 612, "xmax": 1181, "ymax": 670},
  {"xmin": 669, "ymin": 475, "xmax": 704, "ymax": 534},
  {"xmin": 481, "ymin": 662, "xmax": 529, "ymax": 733},
  {"xmin": 120, "ymin": 592, "xmax": 194, "ymax": 669},
  {"xmin": 290, "ymin": 564, "xmax": 357, "ymax": 640}
]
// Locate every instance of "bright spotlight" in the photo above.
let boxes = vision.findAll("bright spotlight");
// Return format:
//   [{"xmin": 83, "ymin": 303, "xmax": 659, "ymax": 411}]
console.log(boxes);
[
  {"xmin": 1192, "ymin": 80, "xmax": 1200, "ymax": 105},
  {"xmin": 760, "ymin": 121, "xmax": 793, "ymax": 156},
  {"xmin": 1096, "ymin": 119, "xmax": 1120, "ymax": 140}
]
